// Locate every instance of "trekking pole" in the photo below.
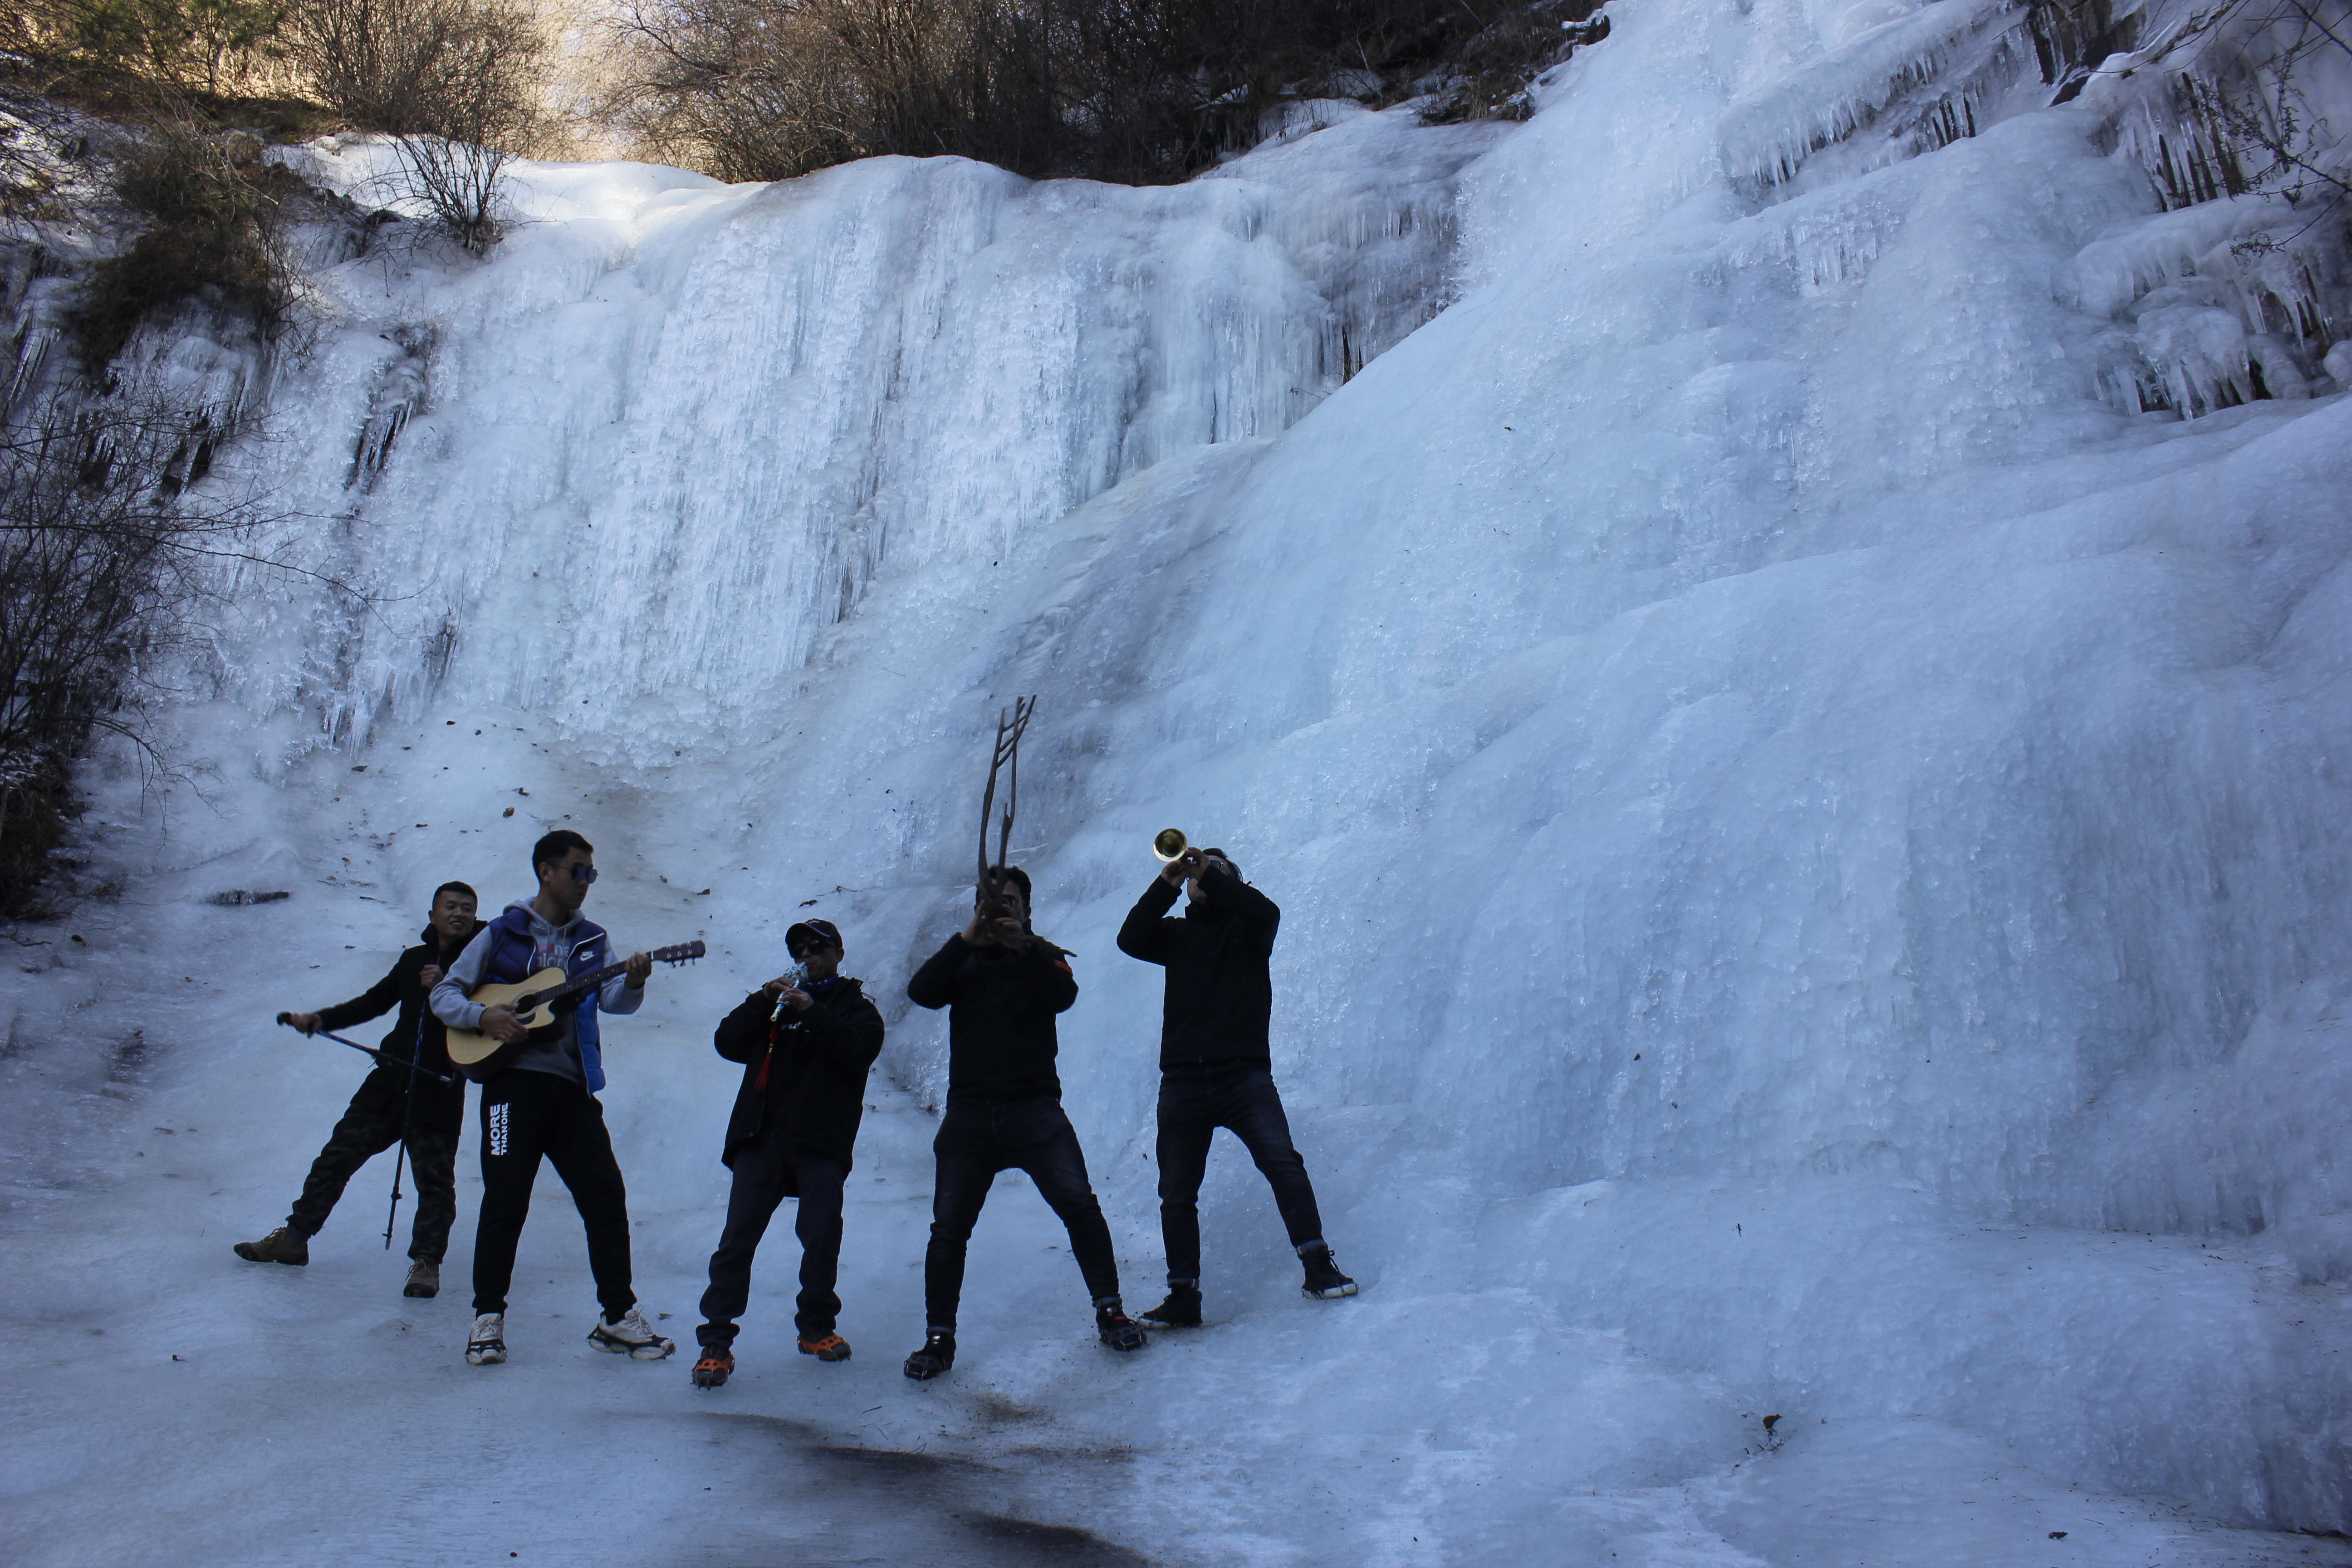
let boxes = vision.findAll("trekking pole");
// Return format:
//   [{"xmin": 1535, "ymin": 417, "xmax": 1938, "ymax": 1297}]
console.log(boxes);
[
  {"xmin": 382, "ymin": 1130, "xmax": 409, "ymax": 1250},
  {"xmin": 276, "ymin": 1014, "xmax": 457, "ymax": 1083},
  {"xmin": 384, "ymin": 1011, "xmax": 424, "ymax": 1252}
]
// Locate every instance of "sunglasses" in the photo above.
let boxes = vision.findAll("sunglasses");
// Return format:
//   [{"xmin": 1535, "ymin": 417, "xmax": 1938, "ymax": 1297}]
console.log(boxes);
[{"xmin": 560, "ymin": 864, "xmax": 598, "ymax": 884}]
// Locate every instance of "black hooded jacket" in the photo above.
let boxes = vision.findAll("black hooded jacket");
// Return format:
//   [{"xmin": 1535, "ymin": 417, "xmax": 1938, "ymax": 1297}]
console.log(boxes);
[
  {"xmin": 905, "ymin": 935, "xmax": 1078, "ymax": 1105},
  {"xmin": 1115, "ymin": 863, "xmax": 1280, "ymax": 1070},
  {"xmin": 317, "ymin": 920, "xmax": 485, "ymax": 1132},
  {"xmin": 712, "ymin": 977, "xmax": 885, "ymax": 1170}
]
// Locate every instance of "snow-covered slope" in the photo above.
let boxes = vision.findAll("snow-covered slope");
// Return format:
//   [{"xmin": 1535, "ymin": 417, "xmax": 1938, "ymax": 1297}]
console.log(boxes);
[{"xmin": 6, "ymin": 0, "xmax": 2352, "ymax": 1562}]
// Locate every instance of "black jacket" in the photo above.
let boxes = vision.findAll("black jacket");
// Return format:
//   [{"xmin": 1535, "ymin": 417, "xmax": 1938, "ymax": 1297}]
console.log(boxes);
[
  {"xmin": 1115, "ymin": 864, "xmax": 1279, "ymax": 1070},
  {"xmin": 318, "ymin": 921, "xmax": 484, "ymax": 1132},
  {"xmin": 713, "ymin": 977, "xmax": 885, "ymax": 1171},
  {"xmin": 906, "ymin": 934, "xmax": 1078, "ymax": 1105}
]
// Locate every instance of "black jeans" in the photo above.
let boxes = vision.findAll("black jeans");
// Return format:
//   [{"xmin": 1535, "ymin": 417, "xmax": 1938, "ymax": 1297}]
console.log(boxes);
[
  {"xmin": 924, "ymin": 1097, "xmax": 1119, "ymax": 1328},
  {"xmin": 1157, "ymin": 1063, "xmax": 1324, "ymax": 1285},
  {"xmin": 472, "ymin": 1069, "xmax": 635, "ymax": 1318},
  {"xmin": 697, "ymin": 1137, "xmax": 848, "ymax": 1346},
  {"xmin": 286, "ymin": 1079, "xmax": 458, "ymax": 1262}
]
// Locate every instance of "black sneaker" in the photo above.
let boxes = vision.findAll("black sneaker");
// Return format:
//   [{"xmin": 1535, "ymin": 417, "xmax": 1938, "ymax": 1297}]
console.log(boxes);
[
  {"xmin": 691, "ymin": 1347, "xmax": 735, "ymax": 1388},
  {"xmin": 903, "ymin": 1329, "xmax": 956, "ymax": 1380},
  {"xmin": 1137, "ymin": 1285, "xmax": 1202, "ymax": 1328},
  {"xmin": 1299, "ymin": 1244, "xmax": 1357, "ymax": 1299},
  {"xmin": 1095, "ymin": 1304, "xmax": 1147, "ymax": 1352}
]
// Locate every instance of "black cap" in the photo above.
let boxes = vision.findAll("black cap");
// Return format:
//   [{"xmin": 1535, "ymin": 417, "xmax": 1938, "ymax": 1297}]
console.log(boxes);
[{"xmin": 786, "ymin": 918, "xmax": 843, "ymax": 955}]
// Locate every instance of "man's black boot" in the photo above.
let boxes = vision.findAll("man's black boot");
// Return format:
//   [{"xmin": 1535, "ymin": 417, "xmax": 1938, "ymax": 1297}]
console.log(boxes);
[
  {"xmin": 1095, "ymin": 1301, "xmax": 1147, "ymax": 1352},
  {"xmin": 1299, "ymin": 1243, "xmax": 1357, "ymax": 1299},
  {"xmin": 1138, "ymin": 1284, "xmax": 1202, "ymax": 1328},
  {"xmin": 903, "ymin": 1328, "xmax": 956, "ymax": 1380}
]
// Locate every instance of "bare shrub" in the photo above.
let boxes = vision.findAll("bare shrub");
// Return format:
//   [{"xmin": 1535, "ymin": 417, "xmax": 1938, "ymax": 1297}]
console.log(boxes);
[
  {"xmin": 281, "ymin": 0, "xmax": 549, "ymax": 253},
  {"xmin": 0, "ymin": 401, "xmax": 268, "ymax": 912},
  {"xmin": 1421, "ymin": 0, "xmax": 1606, "ymax": 124},
  {"xmin": 19, "ymin": 0, "xmax": 290, "ymax": 96},
  {"xmin": 604, "ymin": 0, "xmax": 1554, "ymax": 187},
  {"xmin": 2167, "ymin": 0, "xmax": 2352, "ymax": 217},
  {"xmin": 609, "ymin": 0, "xmax": 1061, "ymax": 182},
  {"xmin": 64, "ymin": 116, "xmax": 297, "ymax": 372}
]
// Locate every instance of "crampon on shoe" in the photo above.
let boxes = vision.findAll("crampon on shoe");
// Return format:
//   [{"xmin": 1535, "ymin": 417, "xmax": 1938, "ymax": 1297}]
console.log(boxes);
[
  {"xmin": 902, "ymin": 1329, "xmax": 956, "ymax": 1380},
  {"xmin": 691, "ymin": 1348, "xmax": 735, "ymax": 1389},
  {"xmin": 403, "ymin": 1259, "xmax": 440, "ymax": 1298},
  {"xmin": 232, "ymin": 1225, "xmax": 309, "ymax": 1266},
  {"xmin": 466, "ymin": 1312, "xmax": 506, "ymax": 1366},
  {"xmin": 588, "ymin": 1308, "xmax": 676, "ymax": 1360},
  {"xmin": 1299, "ymin": 1243, "xmax": 1357, "ymax": 1299},
  {"xmin": 1137, "ymin": 1284, "xmax": 1202, "ymax": 1328},
  {"xmin": 798, "ymin": 1332, "xmax": 852, "ymax": 1362},
  {"xmin": 1095, "ymin": 1303, "xmax": 1148, "ymax": 1353}
]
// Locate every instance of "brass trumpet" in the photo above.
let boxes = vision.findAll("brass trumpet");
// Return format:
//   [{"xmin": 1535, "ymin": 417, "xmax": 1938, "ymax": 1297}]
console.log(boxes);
[{"xmin": 1151, "ymin": 828, "xmax": 1191, "ymax": 863}]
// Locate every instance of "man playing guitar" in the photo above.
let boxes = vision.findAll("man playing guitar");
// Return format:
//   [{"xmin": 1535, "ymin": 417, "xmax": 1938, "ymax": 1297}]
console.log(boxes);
[{"xmin": 430, "ymin": 829, "xmax": 673, "ymax": 1367}]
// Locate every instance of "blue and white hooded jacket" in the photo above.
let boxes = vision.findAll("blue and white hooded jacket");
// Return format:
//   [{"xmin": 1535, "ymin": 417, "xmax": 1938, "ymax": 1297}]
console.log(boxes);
[{"xmin": 430, "ymin": 901, "xmax": 643, "ymax": 1092}]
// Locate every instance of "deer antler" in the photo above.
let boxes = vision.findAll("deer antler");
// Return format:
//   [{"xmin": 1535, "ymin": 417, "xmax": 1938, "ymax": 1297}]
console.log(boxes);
[{"xmin": 977, "ymin": 696, "xmax": 1037, "ymax": 890}]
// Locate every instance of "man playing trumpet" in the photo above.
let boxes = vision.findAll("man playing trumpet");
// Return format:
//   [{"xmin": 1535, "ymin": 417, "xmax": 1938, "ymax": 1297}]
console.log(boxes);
[{"xmin": 1118, "ymin": 833, "xmax": 1355, "ymax": 1328}]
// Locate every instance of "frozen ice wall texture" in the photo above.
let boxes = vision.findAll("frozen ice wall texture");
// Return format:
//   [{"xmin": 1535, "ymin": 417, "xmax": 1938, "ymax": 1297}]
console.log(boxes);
[
  {"xmin": 224, "ymin": 108, "xmax": 1500, "ymax": 753},
  {"xmin": 79, "ymin": 0, "xmax": 2352, "ymax": 1541}
]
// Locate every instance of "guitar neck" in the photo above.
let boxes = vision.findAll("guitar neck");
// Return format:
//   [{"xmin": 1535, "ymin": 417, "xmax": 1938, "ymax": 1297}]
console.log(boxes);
[
  {"xmin": 506, "ymin": 941, "xmax": 701, "ymax": 1016},
  {"xmin": 529, "ymin": 960, "xmax": 631, "ymax": 1010}
]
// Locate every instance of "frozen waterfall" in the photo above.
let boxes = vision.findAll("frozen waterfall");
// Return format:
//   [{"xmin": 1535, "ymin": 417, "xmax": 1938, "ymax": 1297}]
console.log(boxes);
[{"xmin": 4, "ymin": 0, "xmax": 2350, "ymax": 1562}]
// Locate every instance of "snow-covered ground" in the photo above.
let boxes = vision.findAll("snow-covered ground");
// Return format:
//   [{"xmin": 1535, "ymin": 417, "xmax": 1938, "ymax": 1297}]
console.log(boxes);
[{"xmin": 7, "ymin": 0, "xmax": 2352, "ymax": 1561}]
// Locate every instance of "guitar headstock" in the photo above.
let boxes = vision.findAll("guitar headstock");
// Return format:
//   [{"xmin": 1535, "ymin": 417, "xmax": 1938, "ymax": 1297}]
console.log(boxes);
[{"xmin": 652, "ymin": 940, "xmax": 706, "ymax": 965}]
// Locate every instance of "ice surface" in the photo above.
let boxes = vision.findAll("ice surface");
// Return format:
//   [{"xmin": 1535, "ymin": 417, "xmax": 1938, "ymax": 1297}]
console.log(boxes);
[{"xmin": 5, "ymin": 0, "xmax": 2352, "ymax": 1562}]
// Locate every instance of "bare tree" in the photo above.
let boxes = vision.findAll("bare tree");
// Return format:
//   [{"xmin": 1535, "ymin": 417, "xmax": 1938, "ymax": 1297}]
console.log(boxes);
[
  {"xmin": 0, "ymin": 400, "xmax": 272, "ymax": 911},
  {"xmin": 602, "ymin": 0, "xmax": 1492, "ymax": 187},
  {"xmin": 282, "ymin": 0, "xmax": 549, "ymax": 253}
]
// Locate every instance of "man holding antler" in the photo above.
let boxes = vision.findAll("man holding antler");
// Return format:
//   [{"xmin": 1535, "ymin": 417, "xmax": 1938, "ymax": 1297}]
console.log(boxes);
[
  {"xmin": 899, "ymin": 698, "xmax": 1147, "ymax": 1379},
  {"xmin": 1118, "ymin": 841, "xmax": 1355, "ymax": 1328},
  {"xmin": 903, "ymin": 865, "xmax": 1147, "ymax": 1377}
]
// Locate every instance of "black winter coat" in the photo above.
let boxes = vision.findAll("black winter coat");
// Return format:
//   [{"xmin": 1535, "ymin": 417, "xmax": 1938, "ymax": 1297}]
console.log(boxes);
[
  {"xmin": 318, "ymin": 921, "xmax": 484, "ymax": 1134},
  {"xmin": 1115, "ymin": 864, "xmax": 1279, "ymax": 1070},
  {"xmin": 905, "ymin": 935, "xmax": 1078, "ymax": 1105},
  {"xmin": 713, "ymin": 977, "xmax": 885, "ymax": 1171}
]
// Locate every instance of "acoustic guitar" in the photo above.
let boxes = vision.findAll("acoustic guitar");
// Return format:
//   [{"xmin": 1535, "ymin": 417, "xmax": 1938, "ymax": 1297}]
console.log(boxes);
[{"xmin": 445, "ymin": 940, "xmax": 706, "ymax": 1081}]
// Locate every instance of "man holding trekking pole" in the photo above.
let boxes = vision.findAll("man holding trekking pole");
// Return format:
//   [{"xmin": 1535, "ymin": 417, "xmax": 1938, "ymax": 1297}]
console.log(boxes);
[{"xmin": 233, "ymin": 882, "xmax": 484, "ymax": 1298}]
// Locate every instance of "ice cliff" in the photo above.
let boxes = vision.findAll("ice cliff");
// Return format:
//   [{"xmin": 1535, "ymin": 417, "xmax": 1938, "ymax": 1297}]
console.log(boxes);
[{"xmin": 5, "ymin": 0, "xmax": 2351, "ymax": 1561}]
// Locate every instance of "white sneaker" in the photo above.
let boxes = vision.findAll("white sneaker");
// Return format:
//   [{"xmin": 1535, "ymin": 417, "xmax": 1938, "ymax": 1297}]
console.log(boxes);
[
  {"xmin": 588, "ymin": 1307, "xmax": 675, "ymax": 1360},
  {"xmin": 466, "ymin": 1312, "xmax": 506, "ymax": 1366}
]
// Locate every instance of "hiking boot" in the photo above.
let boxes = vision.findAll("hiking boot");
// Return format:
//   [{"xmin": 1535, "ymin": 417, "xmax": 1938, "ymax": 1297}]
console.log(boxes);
[
  {"xmin": 691, "ymin": 1348, "xmax": 735, "ymax": 1389},
  {"xmin": 902, "ymin": 1328, "xmax": 956, "ymax": 1380},
  {"xmin": 1299, "ymin": 1243, "xmax": 1357, "ymax": 1299},
  {"xmin": 588, "ymin": 1307, "xmax": 676, "ymax": 1360},
  {"xmin": 402, "ymin": 1259, "xmax": 440, "ymax": 1298},
  {"xmin": 798, "ymin": 1332, "xmax": 852, "ymax": 1362},
  {"xmin": 232, "ymin": 1225, "xmax": 309, "ymax": 1265},
  {"xmin": 466, "ymin": 1312, "xmax": 506, "ymax": 1365},
  {"xmin": 1137, "ymin": 1284, "xmax": 1202, "ymax": 1329},
  {"xmin": 1095, "ymin": 1302, "xmax": 1147, "ymax": 1352}
]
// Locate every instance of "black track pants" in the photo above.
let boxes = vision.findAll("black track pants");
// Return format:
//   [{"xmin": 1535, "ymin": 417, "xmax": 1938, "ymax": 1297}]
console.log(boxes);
[
  {"xmin": 697, "ymin": 1139, "xmax": 848, "ymax": 1346},
  {"xmin": 471, "ymin": 1069, "xmax": 635, "ymax": 1318},
  {"xmin": 1156, "ymin": 1064, "xmax": 1324, "ymax": 1285},
  {"xmin": 286, "ymin": 1081, "xmax": 458, "ymax": 1263},
  {"xmin": 923, "ymin": 1097, "xmax": 1119, "ymax": 1328}
]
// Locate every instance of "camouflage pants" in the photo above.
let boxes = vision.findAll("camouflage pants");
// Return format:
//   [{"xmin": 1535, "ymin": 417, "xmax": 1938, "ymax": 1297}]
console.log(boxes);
[{"xmin": 286, "ymin": 1082, "xmax": 460, "ymax": 1262}]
